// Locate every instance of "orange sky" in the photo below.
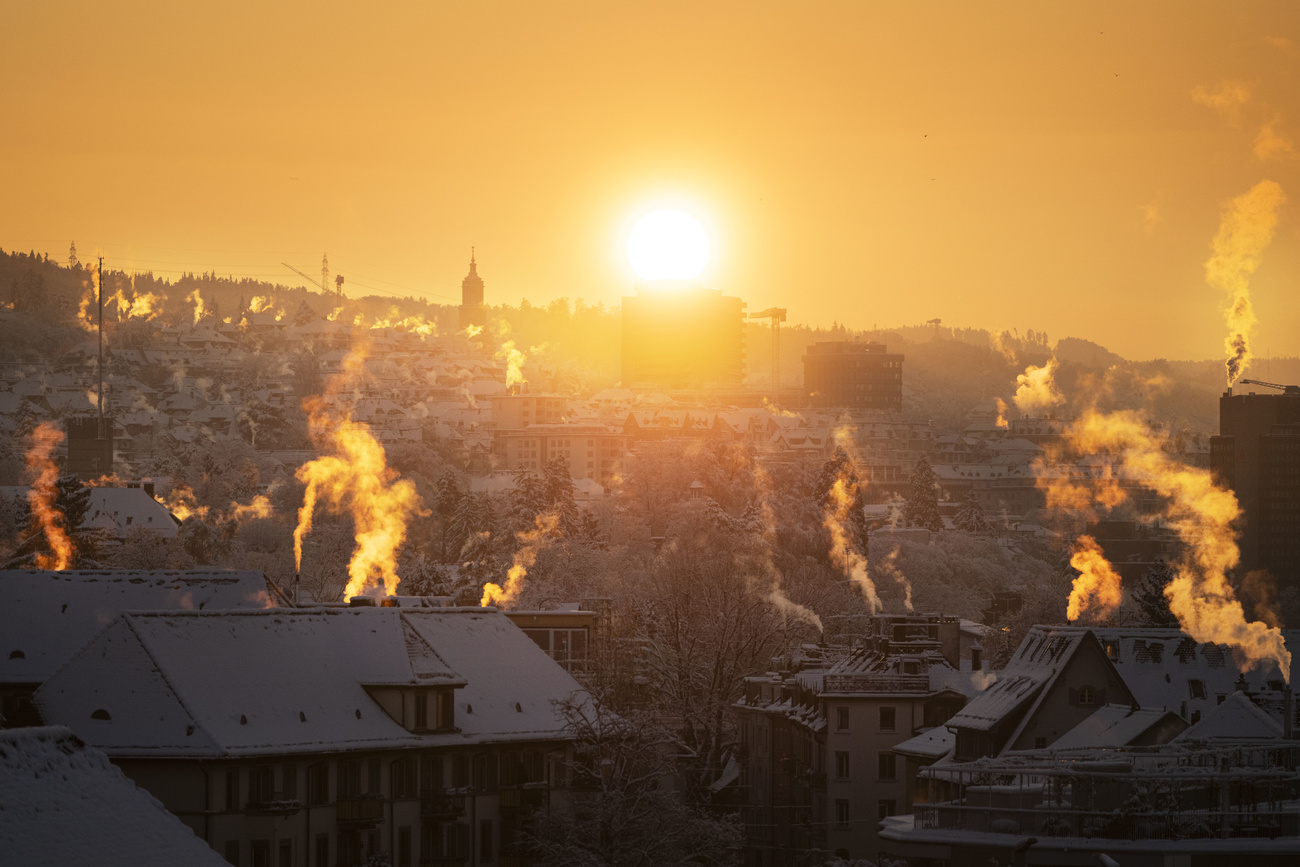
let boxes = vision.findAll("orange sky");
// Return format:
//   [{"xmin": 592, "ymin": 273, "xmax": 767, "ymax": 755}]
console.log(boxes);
[{"xmin": 2, "ymin": 1, "xmax": 1297, "ymax": 361}]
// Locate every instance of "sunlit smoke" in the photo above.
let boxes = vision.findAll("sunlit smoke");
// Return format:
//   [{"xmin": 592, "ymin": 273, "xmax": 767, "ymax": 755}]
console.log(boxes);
[
  {"xmin": 995, "ymin": 398, "xmax": 1009, "ymax": 429},
  {"xmin": 25, "ymin": 423, "xmax": 74, "ymax": 570},
  {"xmin": 480, "ymin": 512, "xmax": 560, "ymax": 608},
  {"xmin": 162, "ymin": 484, "xmax": 209, "ymax": 523},
  {"xmin": 250, "ymin": 296, "xmax": 276, "ymax": 314},
  {"xmin": 294, "ymin": 346, "xmax": 425, "ymax": 599},
  {"xmin": 497, "ymin": 340, "xmax": 526, "ymax": 388},
  {"xmin": 1066, "ymin": 534, "xmax": 1123, "ymax": 622},
  {"xmin": 463, "ymin": 324, "xmax": 483, "ymax": 339},
  {"xmin": 752, "ymin": 466, "xmax": 823, "ymax": 631},
  {"xmin": 1065, "ymin": 409, "xmax": 1290, "ymax": 679},
  {"xmin": 1205, "ymin": 180, "xmax": 1286, "ymax": 384},
  {"xmin": 187, "ymin": 289, "xmax": 208, "ymax": 325},
  {"xmin": 228, "ymin": 494, "xmax": 273, "ymax": 522},
  {"xmin": 1013, "ymin": 359, "xmax": 1064, "ymax": 415},
  {"xmin": 822, "ymin": 477, "xmax": 880, "ymax": 613},
  {"xmin": 877, "ymin": 548, "xmax": 914, "ymax": 612},
  {"xmin": 990, "ymin": 330, "xmax": 1019, "ymax": 364}
]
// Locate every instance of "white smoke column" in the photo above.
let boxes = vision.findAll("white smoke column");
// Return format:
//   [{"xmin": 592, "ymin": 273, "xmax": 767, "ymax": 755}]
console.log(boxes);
[
  {"xmin": 823, "ymin": 477, "xmax": 881, "ymax": 613},
  {"xmin": 877, "ymin": 547, "xmax": 914, "ymax": 612},
  {"xmin": 1207, "ymin": 180, "xmax": 1286, "ymax": 384},
  {"xmin": 1013, "ymin": 359, "xmax": 1064, "ymax": 414},
  {"xmin": 753, "ymin": 466, "xmax": 823, "ymax": 631}
]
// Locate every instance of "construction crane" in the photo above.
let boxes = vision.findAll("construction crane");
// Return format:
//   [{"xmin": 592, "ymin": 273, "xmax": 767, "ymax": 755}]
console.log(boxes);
[
  {"xmin": 1238, "ymin": 379, "xmax": 1300, "ymax": 394},
  {"xmin": 749, "ymin": 307, "xmax": 787, "ymax": 403}
]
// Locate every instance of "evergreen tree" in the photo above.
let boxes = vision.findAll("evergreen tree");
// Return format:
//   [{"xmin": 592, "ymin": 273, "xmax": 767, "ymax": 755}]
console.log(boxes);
[
  {"xmin": 814, "ymin": 445, "xmax": 869, "ymax": 544},
  {"xmin": 903, "ymin": 457, "xmax": 943, "ymax": 532},
  {"xmin": 5, "ymin": 474, "xmax": 104, "ymax": 568},
  {"xmin": 543, "ymin": 456, "xmax": 579, "ymax": 533},
  {"xmin": 953, "ymin": 490, "xmax": 992, "ymax": 533},
  {"xmin": 1133, "ymin": 559, "xmax": 1180, "ymax": 627},
  {"xmin": 509, "ymin": 470, "xmax": 549, "ymax": 532},
  {"xmin": 434, "ymin": 471, "xmax": 464, "ymax": 561}
]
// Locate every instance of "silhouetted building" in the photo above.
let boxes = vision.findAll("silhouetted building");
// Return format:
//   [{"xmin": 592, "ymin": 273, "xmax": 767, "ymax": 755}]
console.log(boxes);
[
  {"xmin": 803, "ymin": 341, "xmax": 903, "ymax": 410},
  {"xmin": 458, "ymin": 251, "xmax": 486, "ymax": 331},
  {"xmin": 1085, "ymin": 519, "xmax": 1183, "ymax": 584},
  {"xmin": 1210, "ymin": 388, "xmax": 1300, "ymax": 590},
  {"xmin": 621, "ymin": 284, "xmax": 745, "ymax": 389},
  {"xmin": 64, "ymin": 416, "xmax": 113, "ymax": 478}
]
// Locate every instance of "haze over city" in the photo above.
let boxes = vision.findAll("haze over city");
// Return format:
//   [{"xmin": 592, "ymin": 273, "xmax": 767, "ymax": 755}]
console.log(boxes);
[
  {"xmin": 4, "ymin": 1, "xmax": 1299, "ymax": 360},
  {"xmin": 4, "ymin": 5, "xmax": 1300, "ymax": 867}
]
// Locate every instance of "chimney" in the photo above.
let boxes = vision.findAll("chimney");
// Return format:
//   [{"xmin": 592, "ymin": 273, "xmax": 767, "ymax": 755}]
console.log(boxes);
[
  {"xmin": 970, "ymin": 642, "xmax": 982, "ymax": 672},
  {"xmin": 349, "ymin": 596, "xmax": 376, "ymax": 607},
  {"xmin": 1286, "ymin": 687, "xmax": 1295, "ymax": 740}
]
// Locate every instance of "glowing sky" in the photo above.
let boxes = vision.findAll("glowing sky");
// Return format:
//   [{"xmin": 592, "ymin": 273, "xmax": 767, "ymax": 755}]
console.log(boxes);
[{"xmin": 2, "ymin": 1, "xmax": 1297, "ymax": 360}]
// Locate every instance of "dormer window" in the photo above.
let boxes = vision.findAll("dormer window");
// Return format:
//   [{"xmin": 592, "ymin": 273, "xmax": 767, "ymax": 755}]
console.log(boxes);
[{"xmin": 1078, "ymin": 686, "xmax": 1096, "ymax": 706}]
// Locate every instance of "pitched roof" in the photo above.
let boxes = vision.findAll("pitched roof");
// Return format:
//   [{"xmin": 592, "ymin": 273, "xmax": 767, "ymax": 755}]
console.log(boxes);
[
  {"xmin": 0, "ymin": 569, "xmax": 282, "ymax": 685},
  {"xmin": 34, "ymin": 607, "xmax": 587, "ymax": 758},
  {"xmin": 1048, "ymin": 704, "xmax": 1185, "ymax": 750},
  {"xmin": 0, "ymin": 726, "xmax": 227, "ymax": 867},
  {"xmin": 945, "ymin": 629, "xmax": 1090, "ymax": 732},
  {"xmin": 1174, "ymin": 691, "xmax": 1285, "ymax": 741}
]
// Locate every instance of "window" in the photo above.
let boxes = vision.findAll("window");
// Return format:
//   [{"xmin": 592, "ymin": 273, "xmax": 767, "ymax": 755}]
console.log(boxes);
[
  {"xmin": 414, "ymin": 692, "xmax": 429, "ymax": 730},
  {"xmin": 480, "ymin": 819, "xmax": 494, "ymax": 862},
  {"xmin": 367, "ymin": 759, "xmax": 381, "ymax": 794},
  {"xmin": 225, "ymin": 841, "xmax": 240, "ymax": 866},
  {"xmin": 834, "ymin": 751, "xmax": 850, "ymax": 780},
  {"xmin": 398, "ymin": 827, "xmax": 412, "ymax": 867},
  {"xmin": 281, "ymin": 763, "xmax": 297, "ymax": 800},
  {"xmin": 307, "ymin": 763, "xmax": 329, "ymax": 805},
  {"xmin": 421, "ymin": 757, "xmax": 444, "ymax": 795},
  {"xmin": 1078, "ymin": 685, "xmax": 1096, "ymax": 706},
  {"xmin": 473, "ymin": 753, "xmax": 498, "ymax": 792},
  {"xmin": 835, "ymin": 799, "xmax": 850, "ymax": 827},
  {"xmin": 278, "ymin": 840, "xmax": 292, "ymax": 867},
  {"xmin": 878, "ymin": 752, "xmax": 897, "ymax": 781},
  {"xmin": 879, "ymin": 707, "xmax": 896, "ymax": 732},
  {"xmin": 249, "ymin": 765, "xmax": 274, "ymax": 804},
  {"xmin": 437, "ymin": 690, "xmax": 455, "ymax": 731},
  {"xmin": 878, "ymin": 799, "xmax": 897, "ymax": 820},
  {"xmin": 392, "ymin": 758, "xmax": 417, "ymax": 799},
  {"xmin": 1034, "ymin": 736, "xmax": 1047, "ymax": 750},
  {"xmin": 314, "ymin": 834, "xmax": 329, "ymax": 867},
  {"xmin": 225, "ymin": 769, "xmax": 240, "ymax": 810},
  {"xmin": 1189, "ymin": 680, "xmax": 1206, "ymax": 700},
  {"xmin": 338, "ymin": 760, "xmax": 361, "ymax": 797},
  {"xmin": 836, "ymin": 706, "xmax": 849, "ymax": 732},
  {"xmin": 251, "ymin": 840, "xmax": 270, "ymax": 867}
]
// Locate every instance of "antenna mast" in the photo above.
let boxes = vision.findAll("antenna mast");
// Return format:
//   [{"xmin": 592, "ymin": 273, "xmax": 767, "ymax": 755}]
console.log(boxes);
[{"xmin": 97, "ymin": 256, "xmax": 105, "ymax": 439}]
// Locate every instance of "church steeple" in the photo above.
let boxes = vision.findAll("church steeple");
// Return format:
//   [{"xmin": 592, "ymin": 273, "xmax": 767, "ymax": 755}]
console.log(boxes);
[{"xmin": 459, "ymin": 247, "xmax": 486, "ymax": 330}]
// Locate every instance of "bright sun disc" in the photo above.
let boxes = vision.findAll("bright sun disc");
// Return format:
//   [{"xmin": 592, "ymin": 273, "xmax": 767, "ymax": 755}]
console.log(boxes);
[{"xmin": 626, "ymin": 209, "xmax": 710, "ymax": 281}]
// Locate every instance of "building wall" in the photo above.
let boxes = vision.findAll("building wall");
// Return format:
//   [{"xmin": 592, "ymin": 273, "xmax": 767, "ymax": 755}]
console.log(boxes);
[{"xmin": 802, "ymin": 342, "xmax": 903, "ymax": 411}]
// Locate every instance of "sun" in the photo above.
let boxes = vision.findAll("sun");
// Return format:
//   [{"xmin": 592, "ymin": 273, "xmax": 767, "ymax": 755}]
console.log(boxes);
[{"xmin": 626, "ymin": 208, "xmax": 710, "ymax": 282}]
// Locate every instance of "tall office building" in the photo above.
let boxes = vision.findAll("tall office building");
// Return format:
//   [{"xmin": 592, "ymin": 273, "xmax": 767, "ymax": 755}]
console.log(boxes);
[
  {"xmin": 1210, "ymin": 387, "xmax": 1300, "ymax": 589},
  {"xmin": 802, "ymin": 341, "xmax": 904, "ymax": 410},
  {"xmin": 458, "ymin": 251, "xmax": 486, "ymax": 331},
  {"xmin": 621, "ymin": 284, "xmax": 745, "ymax": 390}
]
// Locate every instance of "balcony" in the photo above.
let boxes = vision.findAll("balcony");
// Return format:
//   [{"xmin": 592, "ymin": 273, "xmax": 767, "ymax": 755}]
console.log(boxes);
[
  {"xmin": 420, "ymin": 793, "xmax": 466, "ymax": 820},
  {"xmin": 244, "ymin": 794, "xmax": 302, "ymax": 816},
  {"xmin": 823, "ymin": 673, "xmax": 930, "ymax": 694},
  {"xmin": 336, "ymin": 795, "xmax": 384, "ymax": 828},
  {"xmin": 498, "ymin": 784, "xmax": 547, "ymax": 811}
]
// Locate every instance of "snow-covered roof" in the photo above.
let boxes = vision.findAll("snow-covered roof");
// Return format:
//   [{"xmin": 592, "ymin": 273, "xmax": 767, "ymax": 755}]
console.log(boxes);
[
  {"xmin": 34, "ymin": 607, "xmax": 588, "ymax": 758},
  {"xmin": 0, "ymin": 570, "xmax": 280, "ymax": 685},
  {"xmin": 1047, "ymin": 704, "xmax": 1184, "ymax": 750},
  {"xmin": 0, "ymin": 726, "xmax": 227, "ymax": 867},
  {"xmin": 893, "ymin": 726, "xmax": 955, "ymax": 759},
  {"xmin": 946, "ymin": 630, "xmax": 1090, "ymax": 732},
  {"xmin": 1174, "ymin": 691, "xmax": 1285, "ymax": 741}
]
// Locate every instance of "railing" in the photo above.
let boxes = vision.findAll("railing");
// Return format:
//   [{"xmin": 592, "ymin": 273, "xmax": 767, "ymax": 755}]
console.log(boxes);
[
  {"xmin": 336, "ymin": 795, "xmax": 384, "ymax": 826},
  {"xmin": 916, "ymin": 803, "xmax": 1300, "ymax": 841},
  {"xmin": 499, "ymin": 785, "xmax": 547, "ymax": 810},
  {"xmin": 823, "ymin": 673, "xmax": 930, "ymax": 693},
  {"xmin": 420, "ymin": 793, "xmax": 466, "ymax": 819},
  {"xmin": 244, "ymin": 795, "xmax": 302, "ymax": 815}
]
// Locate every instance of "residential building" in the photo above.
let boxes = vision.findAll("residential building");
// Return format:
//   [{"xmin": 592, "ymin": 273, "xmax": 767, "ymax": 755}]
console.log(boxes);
[
  {"xmin": 493, "ymin": 423, "xmax": 629, "ymax": 484},
  {"xmin": 34, "ymin": 606, "xmax": 589, "ymax": 867},
  {"xmin": 621, "ymin": 284, "xmax": 746, "ymax": 389},
  {"xmin": 802, "ymin": 342, "xmax": 903, "ymax": 411},
  {"xmin": 490, "ymin": 394, "xmax": 567, "ymax": 430}
]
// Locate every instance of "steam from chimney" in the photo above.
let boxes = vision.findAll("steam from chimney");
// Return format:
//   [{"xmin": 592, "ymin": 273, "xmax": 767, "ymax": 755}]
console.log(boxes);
[
  {"xmin": 1013, "ymin": 359, "xmax": 1064, "ymax": 414},
  {"xmin": 25, "ymin": 422, "xmax": 74, "ymax": 570},
  {"xmin": 480, "ymin": 512, "xmax": 560, "ymax": 608},
  {"xmin": 187, "ymin": 289, "xmax": 208, "ymax": 325},
  {"xmin": 822, "ymin": 476, "xmax": 881, "ymax": 613},
  {"xmin": 1066, "ymin": 534, "xmax": 1123, "ymax": 622},
  {"xmin": 497, "ymin": 340, "xmax": 526, "ymax": 389},
  {"xmin": 995, "ymin": 398, "xmax": 1010, "ymax": 430},
  {"xmin": 293, "ymin": 346, "xmax": 425, "ymax": 599},
  {"xmin": 753, "ymin": 465, "xmax": 823, "ymax": 631},
  {"xmin": 1207, "ymin": 180, "xmax": 1286, "ymax": 384}
]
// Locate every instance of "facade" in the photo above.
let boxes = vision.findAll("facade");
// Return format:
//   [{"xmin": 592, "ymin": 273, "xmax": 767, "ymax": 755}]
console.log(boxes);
[
  {"xmin": 621, "ymin": 284, "xmax": 746, "ymax": 389},
  {"xmin": 490, "ymin": 394, "xmax": 567, "ymax": 430},
  {"xmin": 503, "ymin": 609, "xmax": 597, "ymax": 677},
  {"xmin": 734, "ymin": 614, "xmax": 983, "ymax": 866},
  {"xmin": 33, "ymin": 606, "xmax": 589, "ymax": 867},
  {"xmin": 802, "ymin": 342, "xmax": 904, "ymax": 411},
  {"xmin": 1210, "ymin": 388, "xmax": 1300, "ymax": 596},
  {"xmin": 493, "ymin": 423, "xmax": 629, "ymax": 484},
  {"xmin": 458, "ymin": 253, "xmax": 487, "ymax": 331},
  {"xmin": 66, "ymin": 414, "xmax": 115, "ymax": 477}
]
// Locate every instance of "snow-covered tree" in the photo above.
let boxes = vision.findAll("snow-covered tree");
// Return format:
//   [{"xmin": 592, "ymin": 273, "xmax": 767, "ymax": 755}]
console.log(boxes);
[
  {"xmin": 952, "ymin": 491, "xmax": 992, "ymax": 534},
  {"xmin": 903, "ymin": 457, "xmax": 943, "ymax": 532},
  {"xmin": 1133, "ymin": 559, "xmax": 1179, "ymax": 627}
]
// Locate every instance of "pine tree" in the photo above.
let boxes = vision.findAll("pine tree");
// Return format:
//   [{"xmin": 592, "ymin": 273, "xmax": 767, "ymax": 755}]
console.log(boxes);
[
  {"xmin": 434, "ymin": 471, "xmax": 464, "ymax": 561},
  {"xmin": 509, "ymin": 470, "xmax": 549, "ymax": 532},
  {"xmin": 953, "ymin": 490, "xmax": 992, "ymax": 533},
  {"xmin": 814, "ymin": 445, "xmax": 869, "ymax": 551},
  {"xmin": 543, "ymin": 456, "xmax": 580, "ymax": 533},
  {"xmin": 1133, "ymin": 559, "xmax": 1180, "ymax": 627},
  {"xmin": 903, "ymin": 457, "xmax": 943, "ymax": 532}
]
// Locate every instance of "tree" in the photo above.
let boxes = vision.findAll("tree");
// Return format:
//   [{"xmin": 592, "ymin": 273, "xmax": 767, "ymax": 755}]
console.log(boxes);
[
  {"xmin": 1133, "ymin": 559, "xmax": 1179, "ymax": 627},
  {"xmin": 5, "ymin": 474, "xmax": 105, "ymax": 568},
  {"xmin": 434, "ymin": 471, "xmax": 464, "ymax": 562},
  {"xmin": 530, "ymin": 695, "xmax": 741, "ymax": 867},
  {"xmin": 543, "ymin": 456, "xmax": 580, "ymax": 534},
  {"xmin": 814, "ymin": 446, "xmax": 868, "ymax": 550},
  {"xmin": 903, "ymin": 457, "xmax": 943, "ymax": 532},
  {"xmin": 952, "ymin": 491, "xmax": 992, "ymax": 534}
]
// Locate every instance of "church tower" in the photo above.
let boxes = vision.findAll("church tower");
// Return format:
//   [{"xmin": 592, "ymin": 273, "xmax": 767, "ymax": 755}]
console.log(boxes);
[{"xmin": 458, "ymin": 249, "xmax": 487, "ymax": 331}]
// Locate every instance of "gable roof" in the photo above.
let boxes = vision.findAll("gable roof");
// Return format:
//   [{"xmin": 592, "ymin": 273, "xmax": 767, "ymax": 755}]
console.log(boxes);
[
  {"xmin": 946, "ymin": 629, "xmax": 1092, "ymax": 733},
  {"xmin": 0, "ymin": 569, "xmax": 283, "ymax": 685},
  {"xmin": 34, "ymin": 607, "xmax": 587, "ymax": 758},
  {"xmin": 1048, "ymin": 703, "xmax": 1186, "ymax": 750},
  {"xmin": 0, "ymin": 726, "xmax": 227, "ymax": 867},
  {"xmin": 1174, "ymin": 691, "xmax": 1285, "ymax": 741}
]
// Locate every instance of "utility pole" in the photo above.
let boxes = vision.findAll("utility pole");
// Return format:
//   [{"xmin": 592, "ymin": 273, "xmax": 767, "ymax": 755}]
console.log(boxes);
[
  {"xmin": 97, "ymin": 256, "xmax": 105, "ymax": 439},
  {"xmin": 321, "ymin": 254, "xmax": 329, "ymax": 303}
]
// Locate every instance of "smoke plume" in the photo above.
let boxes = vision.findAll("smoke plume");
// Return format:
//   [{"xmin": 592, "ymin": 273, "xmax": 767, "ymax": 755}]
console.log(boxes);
[
  {"xmin": 1206, "ymin": 180, "xmax": 1285, "ymax": 384},
  {"xmin": 1013, "ymin": 359, "xmax": 1064, "ymax": 414},
  {"xmin": 25, "ymin": 422, "xmax": 73, "ymax": 570},
  {"xmin": 480, "ymin": 512, "xmax": 560, "ymax": 608},
  {"xmin": 294, "ymin": 347, "xmax": 425, "ymax": 599},
  {"xmin": 822, "ymin": 476, "xmax": 880, "ymax": 613},
  {"xmin": 753, "ymin": 466, "xmax": 823, "ymax": 631},
  {"xmin": 1066, "ymin": 534, "xmax": 1123, "ymax": 622}
]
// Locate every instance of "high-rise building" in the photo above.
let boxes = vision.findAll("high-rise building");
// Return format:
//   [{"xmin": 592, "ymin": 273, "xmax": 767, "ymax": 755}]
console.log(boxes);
[
  {"xmin": 802, "ymin": 341, "xmax": 904, "ymax": 410},
  {"xmin": 458, "ymin": 250, "xmax": 486, "ymax": 331},
  {"xmin": 621, "ymin": 284, "xmax": 745, "ymax": 390},
  {"xmin": 1210, "ymin": 388, "xmax": 1300, "ymax": 592}
]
